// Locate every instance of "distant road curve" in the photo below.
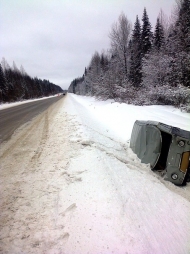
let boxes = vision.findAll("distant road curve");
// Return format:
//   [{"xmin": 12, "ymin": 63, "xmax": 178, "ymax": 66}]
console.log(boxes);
[{"xmin": 0, "ymin": 96, "xmax": 63, "ymax": 143}]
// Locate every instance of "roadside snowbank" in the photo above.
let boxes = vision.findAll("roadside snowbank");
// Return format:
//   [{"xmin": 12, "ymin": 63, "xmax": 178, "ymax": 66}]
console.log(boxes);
[
  {"xmin": 0, "ymin": 94, "xmax": 60, "ymax": 110},
  {"xmin": 68, "ymin": 93, "xmax": 190, "ymax": 142}
]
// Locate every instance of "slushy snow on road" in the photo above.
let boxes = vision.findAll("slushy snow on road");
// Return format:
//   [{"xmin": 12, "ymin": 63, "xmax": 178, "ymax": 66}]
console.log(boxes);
[{"xmin": 0, "ymin": 93, "xmax": 190, "ymax": 254}]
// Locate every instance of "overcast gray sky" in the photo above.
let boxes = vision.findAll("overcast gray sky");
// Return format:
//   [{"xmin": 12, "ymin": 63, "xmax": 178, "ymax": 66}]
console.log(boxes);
[{"xmin": 1, "ymin": 0, "xmax": 176, "ymax": 89}]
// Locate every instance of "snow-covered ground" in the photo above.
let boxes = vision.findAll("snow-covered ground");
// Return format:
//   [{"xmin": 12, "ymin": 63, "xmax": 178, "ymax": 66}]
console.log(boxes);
[{"xmin": 0, "ymin": 93, "xmax": 190, "ymax": 254}]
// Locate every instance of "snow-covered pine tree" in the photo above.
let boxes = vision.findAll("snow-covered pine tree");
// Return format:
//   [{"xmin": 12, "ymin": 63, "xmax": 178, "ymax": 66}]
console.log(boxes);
[
  {"xmin": 129, "ymin": 15, "xmax": 142, "ymax": 87},
  {"xmin": 1, "ymin": 58, "xmax": 14, "ymax": 101},
  {"xmin": 176, "ymin": 0, "xmax": 190, "ymax": 87},
  {"xmin": 100, "ymin": 52, "xmax": 109, "ymax": 72},
  {"xmin": 164, "ymin": 24, "xmax": 180, "ymax": 86},
  {"xmin": 177, "ymin": 0, "xmax": 190, "ymax": 53},
  {"xmin": 20, "ymin": 65, "xmax": 28, "ymax": 99},
  {"xmin": 154, "ymin": 17, "xmax": 165, "ymax": 51},
  {"xmin": 165, "ymin": 0, "xmax": 190, "ymax": 87},
  {"xmin": 141, "ymin": 8, "xmax": 153, "ymax": 56},
  {"xmin": 84, "ymin": 67, "xmax": 87, "ymax": 76},
  {"xmin": 0, "ymin": 63, "xmax": 8, "ymax": 102},
  {"xmin": 142, "ymin": 14, "xmax": 170, "ymax": 89}
]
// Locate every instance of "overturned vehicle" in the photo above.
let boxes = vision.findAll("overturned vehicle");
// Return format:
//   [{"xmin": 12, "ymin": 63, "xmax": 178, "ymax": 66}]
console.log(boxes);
[{"xmin": 130, "ymin": 120, "xmax": 190, "ymax": 186}]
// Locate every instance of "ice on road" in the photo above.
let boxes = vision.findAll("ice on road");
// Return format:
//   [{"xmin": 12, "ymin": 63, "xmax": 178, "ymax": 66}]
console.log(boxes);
[{"xmin": 0, "ymin": 94, "xmax": 190, "ymax": 254}]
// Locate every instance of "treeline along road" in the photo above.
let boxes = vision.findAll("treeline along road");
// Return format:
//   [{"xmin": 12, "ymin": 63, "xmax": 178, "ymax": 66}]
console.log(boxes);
[{"xmin": 0, "ymin": 96, "xmax": 63, "ymax": 143}]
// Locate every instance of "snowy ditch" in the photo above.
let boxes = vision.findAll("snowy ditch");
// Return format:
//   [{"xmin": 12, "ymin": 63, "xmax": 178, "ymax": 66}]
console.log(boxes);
[{"xmin": 0, "ymin": 93, "xmax": 190, "ymax": 254}]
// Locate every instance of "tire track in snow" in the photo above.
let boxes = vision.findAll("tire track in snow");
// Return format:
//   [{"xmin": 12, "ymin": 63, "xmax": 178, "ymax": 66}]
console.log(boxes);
[{"xmin": 0, "ymin": 98, "xmax": 82, "ymax": 253}]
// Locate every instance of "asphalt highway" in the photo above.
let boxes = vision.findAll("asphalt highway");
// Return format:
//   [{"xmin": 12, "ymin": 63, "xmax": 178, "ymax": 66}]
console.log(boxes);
[{"xmin": 0, "ymin": 96, "xmax": 63, "ymax": 143}]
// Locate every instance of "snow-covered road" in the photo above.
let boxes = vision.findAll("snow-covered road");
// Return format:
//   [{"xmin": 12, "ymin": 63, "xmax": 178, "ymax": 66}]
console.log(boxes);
[{"xmin": 0, "ymin": 94, "xmax": 190, "ymax": 254}]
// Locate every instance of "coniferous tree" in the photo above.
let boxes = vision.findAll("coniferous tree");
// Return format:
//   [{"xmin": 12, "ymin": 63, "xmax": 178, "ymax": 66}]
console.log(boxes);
[
  {"xmin": 165, "ymin": 0, "xmax": 190, "ymax": 87},
  {"xmin": 0, "ymin": 64, "xmax": 8, "ymax": 102},
  {"xmin": 141, "ymin": 8, "xmax": 153, "ymax": 56},
  {"xmin": 100, "ymin": 52, "xmax": 109, "ymax": 72},
  {"xmin": 142, "ymin": 16, "xmax": 168, "ymax": 88},
  {"xmin": 0, "ymin": 58, "xmax": 63, "ymax": 102},
  {"xmin": 176, "ymin": 0, "xmax": 190, "ymax": 86},
  {"xmin": 154, "ymin": 17, "xmax": 165, "ymax": 51},
  {"xmin": 129, "ymin": 15, "xmax": 142, "ymax": 86},
  {"xmin": 177, "ymin": 0, "xmax": 190, "ymax": 53},
  {"xmin": 84, "ymin": 67, "xmax": 87, "ymax": 76}
]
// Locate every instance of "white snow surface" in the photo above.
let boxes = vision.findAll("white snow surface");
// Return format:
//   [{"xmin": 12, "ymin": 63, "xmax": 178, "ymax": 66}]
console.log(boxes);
[
  {"xmin": 68, "ymin": 94, "xmax": 190, "ymax": 142},
  {"xmin": 0, "ymin": 93, "xmax": 190, "ymax": 254}
]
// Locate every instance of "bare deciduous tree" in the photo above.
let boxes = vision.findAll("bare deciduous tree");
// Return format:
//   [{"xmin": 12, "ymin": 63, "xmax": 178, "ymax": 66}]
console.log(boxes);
[{"xmin": 109, "ymin": 12, "xmax": 132, "ymax": 78}]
